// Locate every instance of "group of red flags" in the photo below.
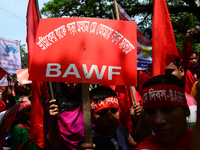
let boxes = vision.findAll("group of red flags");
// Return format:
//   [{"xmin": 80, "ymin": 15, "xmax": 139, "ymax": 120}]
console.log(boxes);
[{"xmin": 0, "ymin": 0, "xmax": 180, "ymax": 149}]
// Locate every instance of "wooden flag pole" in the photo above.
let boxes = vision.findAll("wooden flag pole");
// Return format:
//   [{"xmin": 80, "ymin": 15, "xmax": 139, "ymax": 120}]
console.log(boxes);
[
  {"xmin": 34, "ymin": 0, "xmax": 54, "ymax": 100},
  {"xmin": 82, "ymin": 83, "xmax": 93, "ymax": 143},
  {"xmin": 113, "ymin": 0, "xmax": 120, "ymax": 20},
  {"xmin": 113, "ymin": 0, "xmax": 137, "ymax": 104},
  {"xmin": 0, "ymin": 66, "xmax": 29, "ymax": 90}
]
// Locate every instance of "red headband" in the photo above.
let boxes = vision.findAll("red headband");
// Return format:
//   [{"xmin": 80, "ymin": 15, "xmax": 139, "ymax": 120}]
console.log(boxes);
[
  {"xmin": 18, "ymin": 96, "xmax": 31, "ymax": 114},
  {"xmin": 142, "ymin": 84, "xmax": 187, "ymax": 109},
  {"xmin": 190, "ymin": 53, "xmax": 196, "ymax": 58},
  {"xmin": 90, "ymin": 96, "xmax": 119, "ymax": 114}
]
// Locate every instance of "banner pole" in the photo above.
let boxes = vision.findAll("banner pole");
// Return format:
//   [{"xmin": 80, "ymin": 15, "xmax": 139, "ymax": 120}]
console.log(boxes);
[
  {"xmin": 34, "ymin": 0, "xmax": 41, "ymax": 22},
  {"xmin": 113, "ymin": 0, "xmax": 120, "ymax": 20},
  {"xmin": 82, "ymin": 83, "xmax": 93, "ymax": 143}
]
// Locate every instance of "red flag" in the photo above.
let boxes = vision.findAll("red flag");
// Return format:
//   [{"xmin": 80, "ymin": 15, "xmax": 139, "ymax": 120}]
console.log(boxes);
[
  {"xmin": 30, "ymin": 81, "xmax": 48, "ymax": 149},
  {"xmin": 26, "ymin": 0, "xmax": 40, "ymax": 71},
  {"xmin": 26, "ymin": 0, "xmax": 47, "ymax": 149},
  {"xmin": 0, "ymin": 67, "xmax": 7, "ymax": 80},
  {"xmin": 0, "ymin": 102, "xmax": 20, "ymax": 149},
  {"xmin": 152, "ymin": 0, "xmax": 179, "ymax": 76}
]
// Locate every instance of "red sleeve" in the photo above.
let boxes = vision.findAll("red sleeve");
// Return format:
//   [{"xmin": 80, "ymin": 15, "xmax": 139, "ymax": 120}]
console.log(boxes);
[{"xmin": 181, "ymin": 42, "xmax": 193, "ymax": 71}]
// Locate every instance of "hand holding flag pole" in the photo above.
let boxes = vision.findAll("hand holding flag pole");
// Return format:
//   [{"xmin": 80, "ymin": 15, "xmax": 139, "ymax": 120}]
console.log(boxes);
[{"xmin": 0, "ymin": 66, "xmax": 30, "ymax": 91}]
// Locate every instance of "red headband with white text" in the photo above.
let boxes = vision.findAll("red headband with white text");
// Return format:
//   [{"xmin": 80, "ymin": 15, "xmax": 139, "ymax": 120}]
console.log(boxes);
[
  {"xmin": 18, "ymin": 96, "xmax": 31, "ymax": 114},
  {"xmin": 90, "ymin": 96, "xmax": 119, "ymax": 114},
  {"xmin": 142, "ymin": 84, "xmax": 188, "ymax": 109}
]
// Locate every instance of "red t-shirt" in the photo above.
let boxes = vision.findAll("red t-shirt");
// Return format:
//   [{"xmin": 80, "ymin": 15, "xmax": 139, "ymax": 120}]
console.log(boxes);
[{"xmin": 135, "ymin": 129, "xmax": 192, "ymax": 150}]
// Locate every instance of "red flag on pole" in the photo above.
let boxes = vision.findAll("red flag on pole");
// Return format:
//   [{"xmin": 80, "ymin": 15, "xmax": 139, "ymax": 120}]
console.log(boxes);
[
  {"xmin": 26, "ymin": 0, "xmax": 48, "ymax": 149},
  {"xmin": 0, "ymin": 67, "xmax": 7, "ymax": 80},
  {"xmin": 152, "ymin": 0, "xmax": 179, "ymax": 76},
  {"xmin": 26, "ymin": 0, "xmax": 40, "ymax": 71}
]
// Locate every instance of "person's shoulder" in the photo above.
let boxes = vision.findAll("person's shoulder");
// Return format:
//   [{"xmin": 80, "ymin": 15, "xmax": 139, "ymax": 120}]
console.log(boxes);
[
  {"xmin": 117, "ymin": 125, "xmax": 128, "ymax": 133},
  {"xmin": 135, "ymin": 135, "xmax": 157, "ymax": 150}
]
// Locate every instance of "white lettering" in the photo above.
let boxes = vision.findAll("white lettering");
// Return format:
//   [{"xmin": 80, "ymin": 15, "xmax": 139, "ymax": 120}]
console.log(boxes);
[
  {"xmin": 82, "ymin": 64, "xmax": 106, "ymax": 79},
  {"xmin": 62, "ymin": 64, "xmax": 81, "ymax": 78},
  {"xmin": 108, "ymin": 66, "xmax": 121, "ymax": 80},
  {"xmin": 67, "ymin": 22, "xmax": 76, "ymax": 35},
  {"xmin": 46, "ymin": 63, "xmax": 61, "ymax": 77}
]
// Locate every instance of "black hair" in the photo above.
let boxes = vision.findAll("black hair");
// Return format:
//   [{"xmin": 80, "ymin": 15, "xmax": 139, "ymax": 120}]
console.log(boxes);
[
  {"xmin": 143, "ymin": 28, "xmax": 152, "ymax": 39},
  {"xmin": 143, "ymin": 74, "xmax": 184, "ymax": 90},
  {"xmin": 49, "ymin": 82, "xmax": 82, "ymax": 113},
  {"xmin": 90, "ymin": 86, "xmax": 117, "ymax": 101},
  {"xmin": 172, "ymin": 57, "xmax": 181, "ymax": 69}
]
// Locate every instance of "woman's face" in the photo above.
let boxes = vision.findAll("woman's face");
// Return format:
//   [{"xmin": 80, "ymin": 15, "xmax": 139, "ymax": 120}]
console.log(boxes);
[
  {"xmin": 62, "ymin": 82, "xmax": 79, "ymax": 93},
  {"xmin": 145, "ymin": 105, "xmax": 188, "ymax": 143}
]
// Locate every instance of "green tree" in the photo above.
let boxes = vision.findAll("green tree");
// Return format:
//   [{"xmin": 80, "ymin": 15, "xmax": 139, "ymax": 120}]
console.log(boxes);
[
  {"xmin": 17, "ymin": 40, "xmax": 28, "ymax": 69},
  {"xmin": 41, "ymin": 0, "xmax": 200, "ymax": 51}
]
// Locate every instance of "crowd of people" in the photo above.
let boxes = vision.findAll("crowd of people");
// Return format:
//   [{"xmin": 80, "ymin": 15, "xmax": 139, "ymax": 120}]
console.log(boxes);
[{"xmin": 0, "ymin": 27, "xmax": 199, "ymax": 150}]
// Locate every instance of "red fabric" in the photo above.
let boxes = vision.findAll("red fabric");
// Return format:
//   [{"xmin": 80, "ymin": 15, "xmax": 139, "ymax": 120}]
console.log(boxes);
[
  {"xmin": 0, "ymin": 103, "xmax": 20, "ymax": 149},
  {"xmin": 30, "ymin": 81, "xmax": 49, "ymax": 149},
  {"xmin": 0, "ymin": 100, "xmax": 6, "ymax": 112},
  {"xmin": 90, "ymin": 97, "xmax": 119, "ymax": 114},
  {"xmin": 26, "ymin": 0, "xmax": 41, "ymax": 70},
  {"xmin": 26, "ymin": 0, "xmax": 47, "ymax": 148},
  {"xmin": 142, "ymin": 84, "xmax": 187, "ymax": 108},
  {"xmin": 138, "ymin": 71, "xmax": 153, "ymax": 95},
  {"xmin": 0, "ymin": 67, "xmax": 7, "ymax": 80},
  {"xmin": 181, "ymin": 42, "xmax": 197, "ymax": 94},
  {"xmin": 185, "ymin": 70, "xmax": 197, "ymax": 94},
  {"xmin": 135, "ymin": 129, "xmax": 192, "ymax": 150},
  {"xmin": 152, "ymin": 0, "xmax": 179, "ymax": 76},
  {"xmin": 181, "ymin": 42, "xmax": 193, "ymax": 71}
]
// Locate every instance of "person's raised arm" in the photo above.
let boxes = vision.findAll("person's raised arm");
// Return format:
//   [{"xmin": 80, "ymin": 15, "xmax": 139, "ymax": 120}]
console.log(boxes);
[
  {"xmin": 181, "ymin": 28, "xmax": 197, "ymax": 70},
  {"xmin": 189, "ymin": 80, "xmax": 200, "ymax": 150}
]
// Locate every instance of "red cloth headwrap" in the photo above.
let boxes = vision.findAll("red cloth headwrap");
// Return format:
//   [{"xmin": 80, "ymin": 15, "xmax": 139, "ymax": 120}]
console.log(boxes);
[
  {"xmin": 190, "ymin": 53, "xmax": 196, "ymax": 59},
  {"xmin": 18, "ymin": 96, "xmax": 31, "ymax": 114},
  {"xmin": 90, "ymin": 96, "xmax": 119, "ymax": 114},
  {"xmin": 142, "ymin": 84, "xmax": 188, "ymax": 108}
]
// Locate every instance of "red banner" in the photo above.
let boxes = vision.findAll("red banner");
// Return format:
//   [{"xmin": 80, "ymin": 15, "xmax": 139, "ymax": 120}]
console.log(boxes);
[
  {"xmin": 29, "ymin": 17, "xmax": 137, "ymax": 86},
  {"xmin": 16, "ymin": 68, "xmax": 32, "ymax": 84}
]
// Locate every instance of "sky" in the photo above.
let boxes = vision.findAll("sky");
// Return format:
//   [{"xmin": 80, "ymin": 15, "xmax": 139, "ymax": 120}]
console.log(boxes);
[
  {"xmin": 0, "ymin": 0, "xmax": 49, "ymax": 51},
  {"xmin": 0, "ymin": 0, "xmax": 143, "ymax": 52}
]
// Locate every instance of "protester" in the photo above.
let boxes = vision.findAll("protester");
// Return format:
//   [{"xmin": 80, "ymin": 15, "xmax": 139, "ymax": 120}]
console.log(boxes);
[
  {"xmin": 180, "ymin": 28, "xmax": 198, "ymax": 94},
  {"xmin": 11, "ymin": 96, "xmax": 40, "ymax": 150},
  {"xmin": 143, "ymin": 28, "xmax": 152, "ymax": 41},
  {"xmin": 77, "ymin": 86, "xmax": 141, "ymax": 150},
  {"xmin": 165, "ymin": 58, "xmax": 197, "ymax": 129},
  {"xmin": 6, "ymin": 75, "xmax": 31, "ymax": 108},
  {"xmin": 135, "ymin": 74, "xmax": 192, "ymax": 150},
  {"xmin": 44, "ymin": 82, "xmax": 84, "ymax": 150}
]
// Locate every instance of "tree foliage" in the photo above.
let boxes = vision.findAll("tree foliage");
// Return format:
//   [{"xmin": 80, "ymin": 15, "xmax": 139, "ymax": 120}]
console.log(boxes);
[
  {"xmin": 41, "ymin": 0, "xmax": 200, "ymax": 52},
  {"xmin": 17, "ymin": 40, "xmax": 28, "ymax": 69}
]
